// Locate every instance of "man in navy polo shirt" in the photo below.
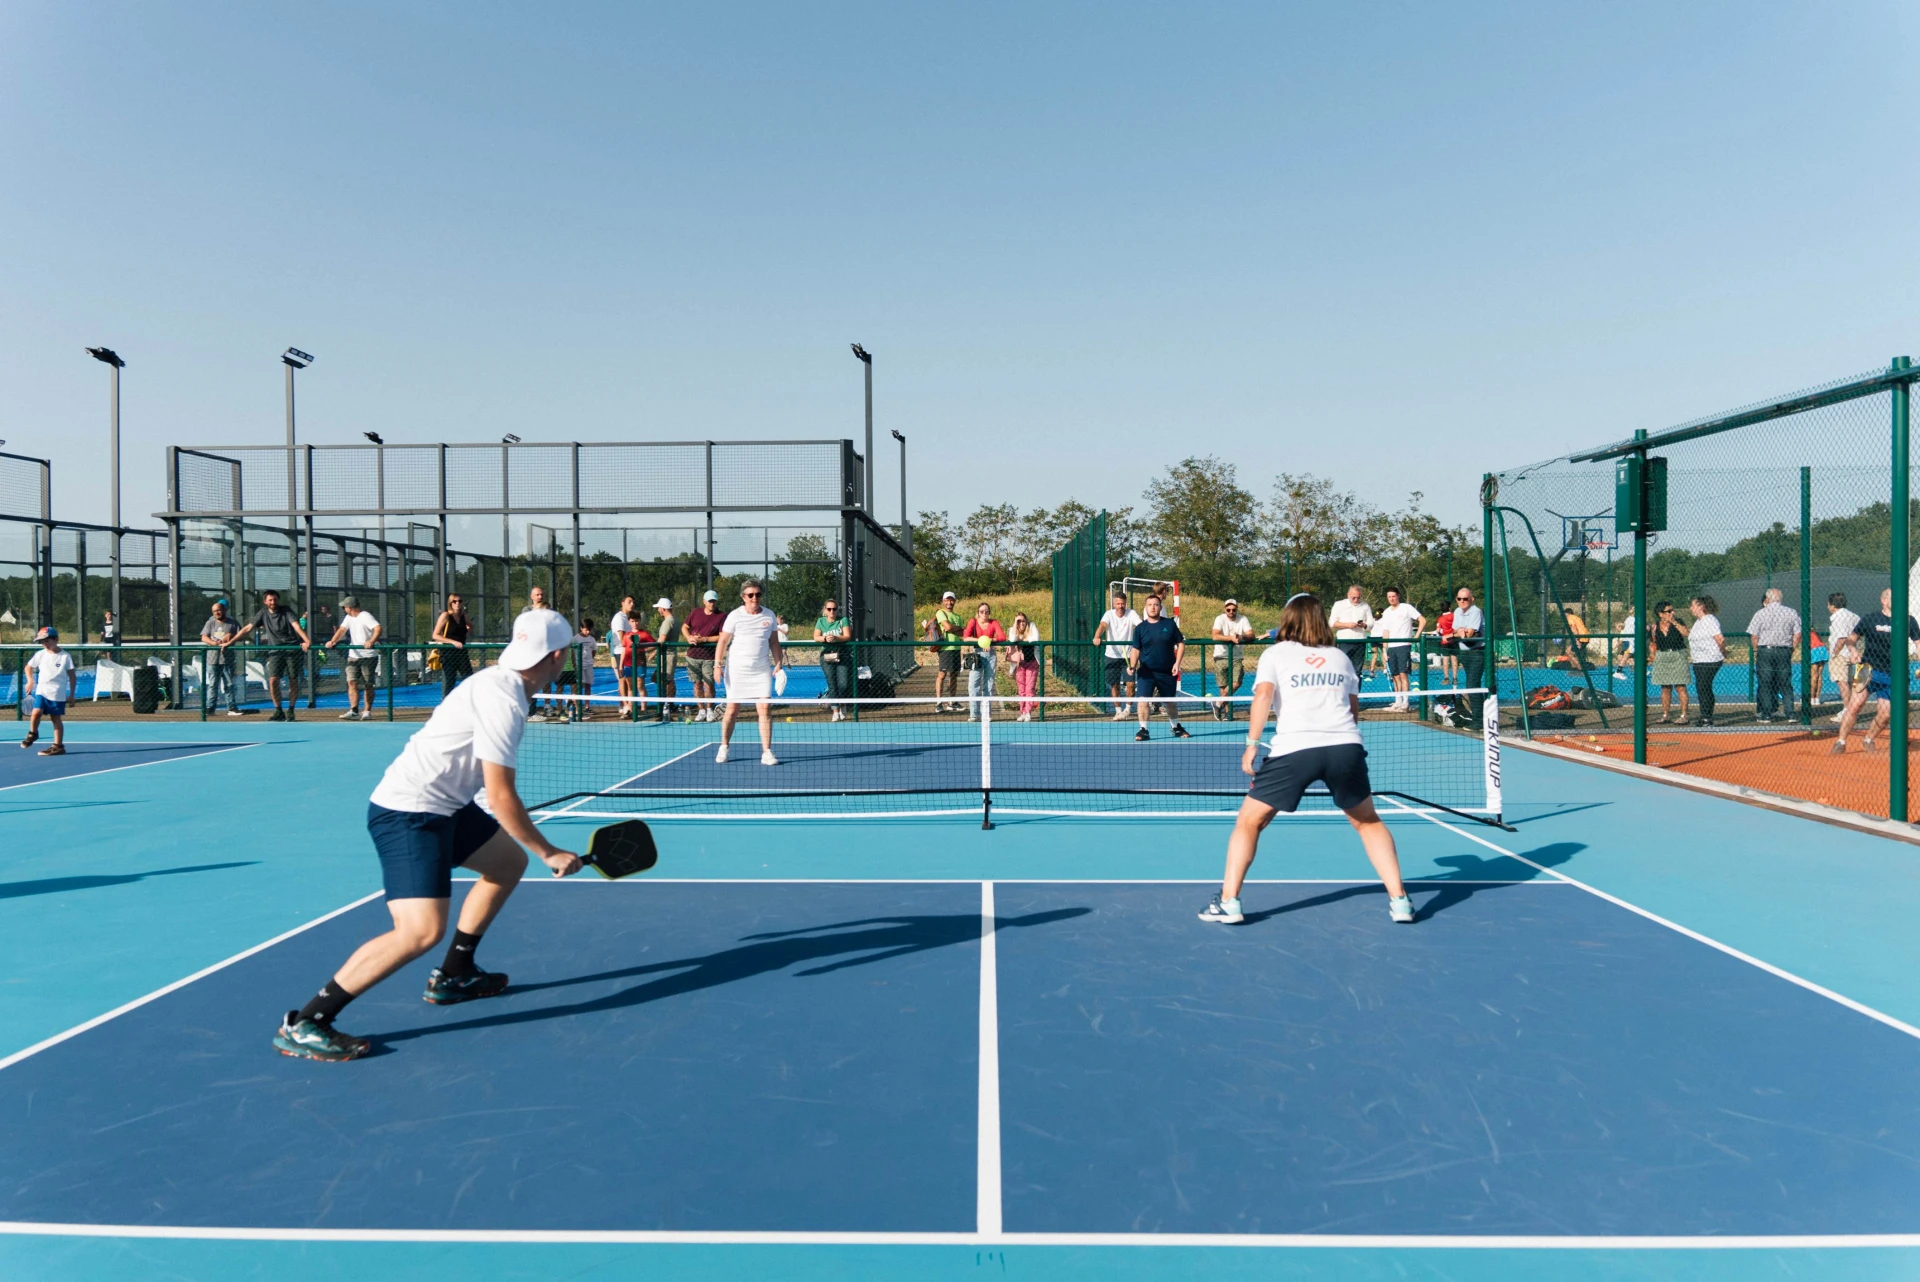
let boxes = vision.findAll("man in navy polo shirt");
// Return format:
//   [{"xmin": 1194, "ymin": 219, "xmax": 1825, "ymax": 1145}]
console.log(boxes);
[{"xmin": 1129, "ymin": 594, "xmax": 1192, "ymax": 742}]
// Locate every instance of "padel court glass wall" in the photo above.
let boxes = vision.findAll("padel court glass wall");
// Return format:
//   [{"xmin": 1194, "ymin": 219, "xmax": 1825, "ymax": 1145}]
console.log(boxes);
[
  {"xmin": 1485, "ymin": 357, "xmax": 1920, "ymax": 821},
  {"xmin": 0, "ymin": 448, "xmax": 171, "ymax": 643}
]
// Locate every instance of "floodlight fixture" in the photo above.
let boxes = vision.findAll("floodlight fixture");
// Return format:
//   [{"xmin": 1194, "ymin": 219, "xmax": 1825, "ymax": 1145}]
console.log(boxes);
[
  {"xmin": 363, "ymin": 432, "xmax": 384, "ymax": 445},
  {"xmin": 890, "ymin": 429, "xmax": 904, "ymax": 443},
  {"xmin": 850, "ymin": 343, "xmax": 871, "ymax": 364},
  {"xmin": 502, "ymin": 433, "xmax": 522, "ymax": 444},
  {"xmin": 282, "ymin": 347, "xmax": 314, "ymax": 369},
  {"xmin": 85, "ymin": 346, "xmax": 125, "ymax": 368}
]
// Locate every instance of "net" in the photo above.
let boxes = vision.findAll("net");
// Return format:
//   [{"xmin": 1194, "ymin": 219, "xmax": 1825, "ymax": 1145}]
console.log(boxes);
[{"xmin": 518, "ymin": 688, "xmax": 1503, "ymax": 827}]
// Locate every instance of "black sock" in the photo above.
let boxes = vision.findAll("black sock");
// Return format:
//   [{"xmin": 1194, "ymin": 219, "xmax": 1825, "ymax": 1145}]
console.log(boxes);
[
  {"xmin": 297, "ymin": 978, "xmax": 356, "ymax": 1026},
  {"xmin": 441, "ymin": 929, "xmax": 482, "ymax": 977}
]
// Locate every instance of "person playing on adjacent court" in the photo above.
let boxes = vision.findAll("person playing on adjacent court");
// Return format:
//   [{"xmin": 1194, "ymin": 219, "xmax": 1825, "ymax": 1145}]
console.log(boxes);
[
  {"xmin": 1746, "ymin": 587, "xmax": 1801, "ymax": 723},
  {"xmin": 682, "ymin": 590, "xmax": 726, "ymax": 721},
  {"xmin": 1649, "ymin": 601, "xmax": 1691, "ymax": 723},
  {"xmin": 1328, "ymin": 585, "xmax": 1375, "ymax": 676},
  {"xmin": 1377, "ymin": 587, "xmax": 1425, "ymax": 713},
  {"xmin": 931, "ymin": 591, "xmax": 966, "ymax": 713},
  {"xmin": 713, "ymin": 579, "xmax": 785, "ymax": 765},
  {"xmin": 1093, "ymin": 591, "xmax": 1141, "ymax": 721},
  {"xmin": 1199, "ymin": 594, "xmax": 1413, "ymax": 927},
  {"xmin": 20, "ymin": 626, "xmax": 74, "ymax": 756},
  {"xmin": 1834, "ymin": 587, "xmax": 1917, "ymax": 755},
  {"xmin": 1129, "ymin": 594, "xmax": 1191, "ymax": 741},
  {"xmin": 200, "ymin": 599, "xmax": 242, "ymax": 716},
  {"xmin": 962, "ymin": 601, "xmax": 1007, "ymax": 722},
  {"xmin": 1686, "ymin": 596, "xmax": 1725, "ymax": 727},
  {"xmin": 1008, "ymin": 611, "xmax": 1042, "ymax": 721},
  {"xmin": 1209, "ymin": 598, "xmax": 1254, "ymax": 720},
  {"xmin": 815, "ymin": 597, "xmax": 854, "ymax": 721},
  {"xmin": 323, "ymin": 597, "xmax": 383, "ymax": 721},
  {"xmin": 271, "ymin": 609, "xmax": 583, "ymax": 1062},
  {"xmin": 1823, "ymin": 592, "xmax": 1863, "ymax": 720},
  {"xmin": 226, "ymin": 589, "xmax": 311, "ymax": 722},
  {"xmin": 431, "ymin": 593, "xmax": 473, "ymax": 697}
]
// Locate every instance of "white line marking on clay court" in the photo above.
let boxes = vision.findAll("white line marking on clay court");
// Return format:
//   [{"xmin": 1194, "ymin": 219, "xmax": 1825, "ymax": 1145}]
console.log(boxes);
[
  {"xmin": 1398, "ymin": 802, "xmax": 1920, "ymax": 1043},
  {"xmin": 0, "ymin": 741, "xmax": 263, "ymax": 794},
  {"xmin": 0, "ymin": 1223, "xmax": 1916, "ymax": 1248},
  {"xmin": 0, "ymin": 890, "xmax": 383, "ymax": 1074},
  {"xmin": 977, "ymin": 880, "xmax": 1002, "ymax": 1236}
]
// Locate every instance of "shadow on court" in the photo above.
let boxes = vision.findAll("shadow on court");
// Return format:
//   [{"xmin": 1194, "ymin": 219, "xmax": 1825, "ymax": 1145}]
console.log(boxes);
[
  {"xmin": 0, "ymin": 860, "xmax": 259, "ymax": 901},
  {"xmin": 378, "ymin": 906, "xmax": 1091, "ymax": 1044},
  {"xmin": 1240, "ymin": 842, "xmax": 1585, "ymax": 925}
]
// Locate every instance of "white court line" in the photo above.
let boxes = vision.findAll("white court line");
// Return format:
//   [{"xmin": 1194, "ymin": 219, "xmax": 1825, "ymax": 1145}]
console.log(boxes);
[
  {"xmin": 0, "ymin": 890, "xmax": 383, "ymax": 1074},
  {"xmin": 532, "ymin": 744, "xmax": 711, "ymax": 824},
  {"xmin": 1397, "ymin": 802, "xmax": 1920, "ymax": 1043},
  {"xmin": 460, "ymin": 877, "xmax": 1560, "ymax": 886},
  {"xmin": 0, "ymin": 741, "xmax": 263, "ymax": 795},
  {"xmin": 977, "ymin": 881, "xmax": 1002, "ymax": 1236},
  {"xmin": 0, "ymin": 1223, "xmax": 1916, "ymax": 1248}
]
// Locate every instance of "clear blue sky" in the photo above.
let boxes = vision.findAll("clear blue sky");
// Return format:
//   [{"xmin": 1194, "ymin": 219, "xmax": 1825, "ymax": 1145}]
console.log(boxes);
[{"xmin": 2, "ymin": 2, "xmax": 1916, "ymax": 539}]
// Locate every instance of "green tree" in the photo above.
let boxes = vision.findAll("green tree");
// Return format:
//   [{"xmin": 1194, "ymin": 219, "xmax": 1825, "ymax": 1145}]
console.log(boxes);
[
  {"xmin": 1142, "ymin": 458, "xmax": 1256, "ymax": 596},
  {"xmin": 766, "ymin": 534, "xmax": 838, "ymax": 626}
]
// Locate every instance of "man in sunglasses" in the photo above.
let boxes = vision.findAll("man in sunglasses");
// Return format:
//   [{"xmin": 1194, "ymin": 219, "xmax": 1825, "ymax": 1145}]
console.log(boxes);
[{"xmin": 1452, "ymin": 588, "xmax": 1486, "ymax": 722}]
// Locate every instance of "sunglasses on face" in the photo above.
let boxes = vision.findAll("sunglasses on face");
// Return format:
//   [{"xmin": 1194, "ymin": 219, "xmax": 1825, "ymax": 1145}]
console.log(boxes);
[{"xmin": 742, "ymin": 592, "xmax": 761, "ymax": 598}]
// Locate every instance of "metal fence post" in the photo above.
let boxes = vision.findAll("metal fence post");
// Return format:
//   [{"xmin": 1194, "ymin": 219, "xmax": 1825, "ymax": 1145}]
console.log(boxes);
[
  {"xmin": 1891, "ymin": 356, "xmax": 1912, "ymax": 822},
  {"xmin": 1631, "ymin": 434, "xmax": 1648, "ymax": 765},
  {"xmin": 1800, "ymin": 465, "xmax": 1813, "ymax": 724}
]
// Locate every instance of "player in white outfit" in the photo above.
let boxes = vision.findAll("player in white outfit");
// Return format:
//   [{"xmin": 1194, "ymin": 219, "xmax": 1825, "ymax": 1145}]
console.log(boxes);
[{"xmin": 713, "ymin": 578, "xmax": 786, "ymax": 766}]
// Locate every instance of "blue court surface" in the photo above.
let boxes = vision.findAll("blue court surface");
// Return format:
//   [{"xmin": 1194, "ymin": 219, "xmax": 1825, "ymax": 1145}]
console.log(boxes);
[{"xmin": 5, "ymin": 720, "xmax": 1920, "ymax": 1281}]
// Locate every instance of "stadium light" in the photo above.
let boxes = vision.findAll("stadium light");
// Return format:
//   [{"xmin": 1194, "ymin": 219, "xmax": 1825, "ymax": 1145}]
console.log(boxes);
[
  {"xmin": 851, "ymin": 344, "xmax": 873, "ymax": 513},
  {"xmin": 889, "ymin": 429, "xmax": 909, "ymax": 555},
  {"xmin": 86, "ymin": 347, "xmax": 126, "ymax": 633},
  {"xmin": 363, "ymin": 432, "xmax": 384, "ymax": 445},
  {"xmin": 502, "ymin": 434, "xmax": 521, "ymax": 444}
]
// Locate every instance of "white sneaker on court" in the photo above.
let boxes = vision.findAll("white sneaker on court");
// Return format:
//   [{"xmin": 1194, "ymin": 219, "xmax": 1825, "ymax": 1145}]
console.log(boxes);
[
  {"xmin": 1388, "ymin": 894, "xmax": 1415, "ymax": 924},
  {"xmin": 714, "ymin": 744, "xmax": 729, "ymax": 764},
  {"xmin": 761, "ymin": 749, "xmax": 778, "ymax": 766},
  {"xmin": 1198, "ymin": 892, "xmax": 1243, "ymax": 924}
]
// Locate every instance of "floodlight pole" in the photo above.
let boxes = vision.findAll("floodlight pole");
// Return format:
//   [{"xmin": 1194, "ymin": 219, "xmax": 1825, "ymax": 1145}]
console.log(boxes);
[
  {"xmin": 1892, "ymin": 356, "xmax": 1912, "ymax": 823},
  {"xmin": 284, "ymin": 360, "xmax": 298, "ymax": 532},
  {"xmin": 892, "ymin": 429, "xmax": 910, "ymax": 555},
  {"xmin": 852, "ymin": 344, "xmax": 873, "ymax": 512}
]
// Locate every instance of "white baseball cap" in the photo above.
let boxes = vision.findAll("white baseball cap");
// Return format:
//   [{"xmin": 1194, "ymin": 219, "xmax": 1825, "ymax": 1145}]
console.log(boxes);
[
  {"xmin": 654, "ymin": 597, "xmax": 673, "ymax": 609},
  {"xmin": 498, "ymin": 609, "xmax": 573, "ymax": 671},
  {"xmin": 942, "ymin": 590, "xmax": 957, "ymax": 600},
  {"xmin": 1224, "ymin": 598, "xmax": 1238, "ymax": 606},
  {"xmin": 703, "ymin": 590, "xmax": 720, "ymax": 602}
]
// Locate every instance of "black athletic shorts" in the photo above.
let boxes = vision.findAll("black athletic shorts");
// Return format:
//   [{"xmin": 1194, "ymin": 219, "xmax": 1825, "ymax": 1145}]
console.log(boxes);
[
  {"xmin": 1105, "ymin": 657, "xmax": 1130, "ymax": 689},
  {"xmin": 1386, "ymin": 645, "xmax": 1412, "ymax": 677},
  {"xmin": 1248, "ymin": 743, "xmax": 1372, "ymax": 813},
  {"xmin": 938, "ymin": 648, "xmax": 962, "ymax": 675},
  {"xmin": 1133, "ymin": 668, "xmax": 1179, "ymax": 699},
  {"xmin": 367, "ymin": 800, "xmax": 502, "ymax": 901}
]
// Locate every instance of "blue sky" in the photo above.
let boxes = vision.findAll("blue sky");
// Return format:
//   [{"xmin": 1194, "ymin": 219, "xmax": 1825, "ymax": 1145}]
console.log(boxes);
[{"xmin": 2, "ymin": 1, "xmax": 1916, "ymax": 540}]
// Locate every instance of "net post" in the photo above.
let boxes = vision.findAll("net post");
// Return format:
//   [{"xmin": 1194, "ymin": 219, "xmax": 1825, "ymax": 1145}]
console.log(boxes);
[
  {"xmin": 1482, "ymin": 694, "xmax": 1503, "ymax": 822},
  {"xmin": 980, "ymin": 688, "xmax": 993, "ymax": 829}
]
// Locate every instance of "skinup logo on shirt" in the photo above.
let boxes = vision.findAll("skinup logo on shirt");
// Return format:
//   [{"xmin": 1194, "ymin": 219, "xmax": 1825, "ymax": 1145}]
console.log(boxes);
[{"xmin": 1289, "ymin": 671, "xmax": 1348, "ymax": 689}]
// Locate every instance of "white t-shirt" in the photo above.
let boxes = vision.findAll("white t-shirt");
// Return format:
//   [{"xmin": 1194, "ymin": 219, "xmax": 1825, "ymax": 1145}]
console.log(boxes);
[
  {"xmin": 1378, "ymin": 602, "xmax": 1422, "ymax": 645},
  {"xmin": 1211, "ymin": 612, "xmax": 1254, "ymax": 659},
  {"xmin": 1328, "ymin": 598, "xmax": 1376, "ymax": 641},
  {"xmin": 575, "ymin": 634, "xmax": 598, "ymax": 673},
  {"xmin": 609, "ymin": 611, "xmax": 636, "ymax": 642},
  {"xmin": 722, "ymin": 606, "xmax": 779, "ymax": 675},
  {"xmin": 1828, "ymin": 608, "xmax": 1861, "ymax": 660},
  {"xmin": 1253, "ymin": 642, "xmax": 1363, "ymax": 756},
  {"xmin": 1616, "ymin": 615, "xmax": 1635, "ymax": 653},
  {"xmin": 1687, "ymin": 614, "xmax": 1724, "ymax": 663},
  {"xmin": 340, "ymin": 611, "xmax": 381, "ymax": 660},
  {"xmin": 27, "ymin": 649, "xmax": 75, "ymax": 701},
  {"xmin": 1100, "ymin": 608, "xmax": 1140, "ymax": 659},
  {"xmin": 369, "ymin": 664, "xmax": 531, "ymax": 817}
]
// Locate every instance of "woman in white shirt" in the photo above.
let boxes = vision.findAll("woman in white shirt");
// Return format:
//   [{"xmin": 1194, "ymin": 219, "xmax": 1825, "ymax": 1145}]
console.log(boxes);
[
  {"xmin": 1199, "ymin": 593, "xmax": 1413, "ymax": 927},
  {"xmin": 712, "ymin": 578, "xmax": 785, "ymax": 765},
  {"xmin": 1686, "ymin": 595, "xmax": 1726, "ymax": 728}
]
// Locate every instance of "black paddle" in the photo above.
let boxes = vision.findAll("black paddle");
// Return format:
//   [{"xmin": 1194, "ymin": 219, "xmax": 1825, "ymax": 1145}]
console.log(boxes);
[{"xmin": 579, "ymin": 819, "xmax": 659, "ymax": 879}]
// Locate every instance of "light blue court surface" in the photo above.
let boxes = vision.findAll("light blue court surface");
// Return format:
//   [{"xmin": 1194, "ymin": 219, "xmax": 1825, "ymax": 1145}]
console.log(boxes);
[{"xmin": 5, "ymin": 721, "xmax": 1920, "ymax": 1280}]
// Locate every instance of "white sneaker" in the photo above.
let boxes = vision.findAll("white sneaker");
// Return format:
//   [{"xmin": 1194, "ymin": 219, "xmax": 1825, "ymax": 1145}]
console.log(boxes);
[
  {"xmin": 338, "ymin": 710, "xmax": 357, "ymax": 720},
  {"xmin": 1198, "ymin": 892, "xmax": 1243, "ymax": 924},
  {"xmin": 1388, "ymin": 894, "xmax": 1415, "ymax": 924},
  {"xmin": 359, "ymin": 710, "xmax": 371, "ymax": 721},
  {"xmin": 831, "ymin": 708, "xmax": 845, "ymax": 722},
  {"xmin": 714, "ymin": 744, "xmax": 729, "ymax": 764},
  {"xmin": 530, "ymin": 712, "xmax": 549, "ymax": 723},
  {"xmin": 225, "ymin": 709, "xmax": 243, "ymax": 717},
  {"xmin": 761, "ymin": 749, "xmax": 778, "ymax": 766}
]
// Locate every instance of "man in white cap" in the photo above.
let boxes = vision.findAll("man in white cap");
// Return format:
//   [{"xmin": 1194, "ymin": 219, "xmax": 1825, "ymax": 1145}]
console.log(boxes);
[
  {"xmin": 272, "ymin": 609, "xmax": 582, "ymax": 1062},
  {"xmin": 931, "ymin": 590, "xmax": 965, "ymax": 712},
  {"xmin": 682, "ymin": 589, "xmax": 726, "ymax": 720},
  {"xmin": 652, "ymin": 597, "xmax": 679, "ymax": 720}
]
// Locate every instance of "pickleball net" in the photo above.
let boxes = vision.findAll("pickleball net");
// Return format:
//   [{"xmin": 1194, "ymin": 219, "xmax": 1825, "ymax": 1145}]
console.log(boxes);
[{"xmin": 518, "ymin": 689, "xmax": 1503, "ymax": 827}]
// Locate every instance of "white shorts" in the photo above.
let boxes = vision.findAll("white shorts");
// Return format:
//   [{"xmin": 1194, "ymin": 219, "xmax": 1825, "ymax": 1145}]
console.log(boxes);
[{"xmin": 725, "ymin": 668, "xmax": 772, "ymax": 702}]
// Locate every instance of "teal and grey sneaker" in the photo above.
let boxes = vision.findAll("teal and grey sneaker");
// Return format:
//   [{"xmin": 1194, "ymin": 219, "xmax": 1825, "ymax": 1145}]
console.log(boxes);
[
  {"xmin": 1198, "ymin": 892, "xmax": 1244, "ymax": 924},
  {"xmin": 1388, "ymin": 894, "xmax": 1415, "ymax": 924},
  {"xmin": 273, "ymin": 1012, "xmax": 371, "ymax": 1061},
  {"xmin": 424, "ymin": 968, "xmax": 510, "ymax": 1005}
]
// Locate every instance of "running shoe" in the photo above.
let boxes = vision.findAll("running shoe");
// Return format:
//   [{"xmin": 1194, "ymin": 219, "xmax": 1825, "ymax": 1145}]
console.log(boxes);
[
  {"xmin": 424, "ymin": 967, "xmax": 509, "ymax": 1005},
  {"xmin": 339, "ymin": 710, "xmax": 357, "ymax": 720},
  {"xmin": 1171, "ymin": 723, "xmax": 1191, "ymax": 739},
  {"xmin": 359, "ymin": 710, "xmax": 371, "ymax": 721},
  {"xmin": 1388, "ymin": 894, "xmax": 1415, "ymax": 924},
  {"xmin": 715, "ymin": 744, "xmax": 730, "ymax": 763},
  {"xmin": 226, "ymin": 709, "xmax": 244, "ymax": 716},
  {"xmin": 269, "ymin": 709, "xmax": 285, "ymax": 722},
  {"xmin": 1197, "ymin": 892, "xmax": 1243, "ymax": 924},
  {"xmin": 274, "ymin": 1012, "xmax": 371, "ymax": 1061},
  {"xmin": 284, "ymin": 709, "xmax": 296, "ymax": 722},
  {"xmin": 37, "ymin": 744, "xmax": 64, "ymax": 756},
  {"xmin": 1135, "ymin": 727, "xmax": 1150, "ymax": 742},
  {"xmin": 761, "ymin": 749, "xmax": 778, "ymax": 766}
]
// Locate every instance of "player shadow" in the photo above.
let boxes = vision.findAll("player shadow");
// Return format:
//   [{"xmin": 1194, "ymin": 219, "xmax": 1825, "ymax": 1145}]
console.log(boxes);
[
  {"xmin": 0, "ymin": 860, "xmax": 259, "ymax": 901},
  {"xmin": 377, "ymin": 906, "xmax": 1092, "ymax": 1045},
  {"xmin": 1238, "ymin": 843, "xmax": 1584, "ymax": 925}
]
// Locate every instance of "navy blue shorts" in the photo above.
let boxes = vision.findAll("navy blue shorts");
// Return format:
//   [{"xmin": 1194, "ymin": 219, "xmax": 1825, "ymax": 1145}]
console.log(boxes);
[
  {"xmin": 1869, "ymin": 669, "xmax": 1893, "ymax": 701},
  {"xmin": 367, "ymin": 801, "xmax": 503, "ymax": 901},
  {"xmin": 1133, "ymin": 669, "xmax": 1179, "ymax": 699},
  {"xmin": 1248, "ymin": 743, "xmax": 1372, "ymax": 814},
  {"xmin": 1386, "ymin": 645, "xmax": 1412, "ymax": 677}
]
